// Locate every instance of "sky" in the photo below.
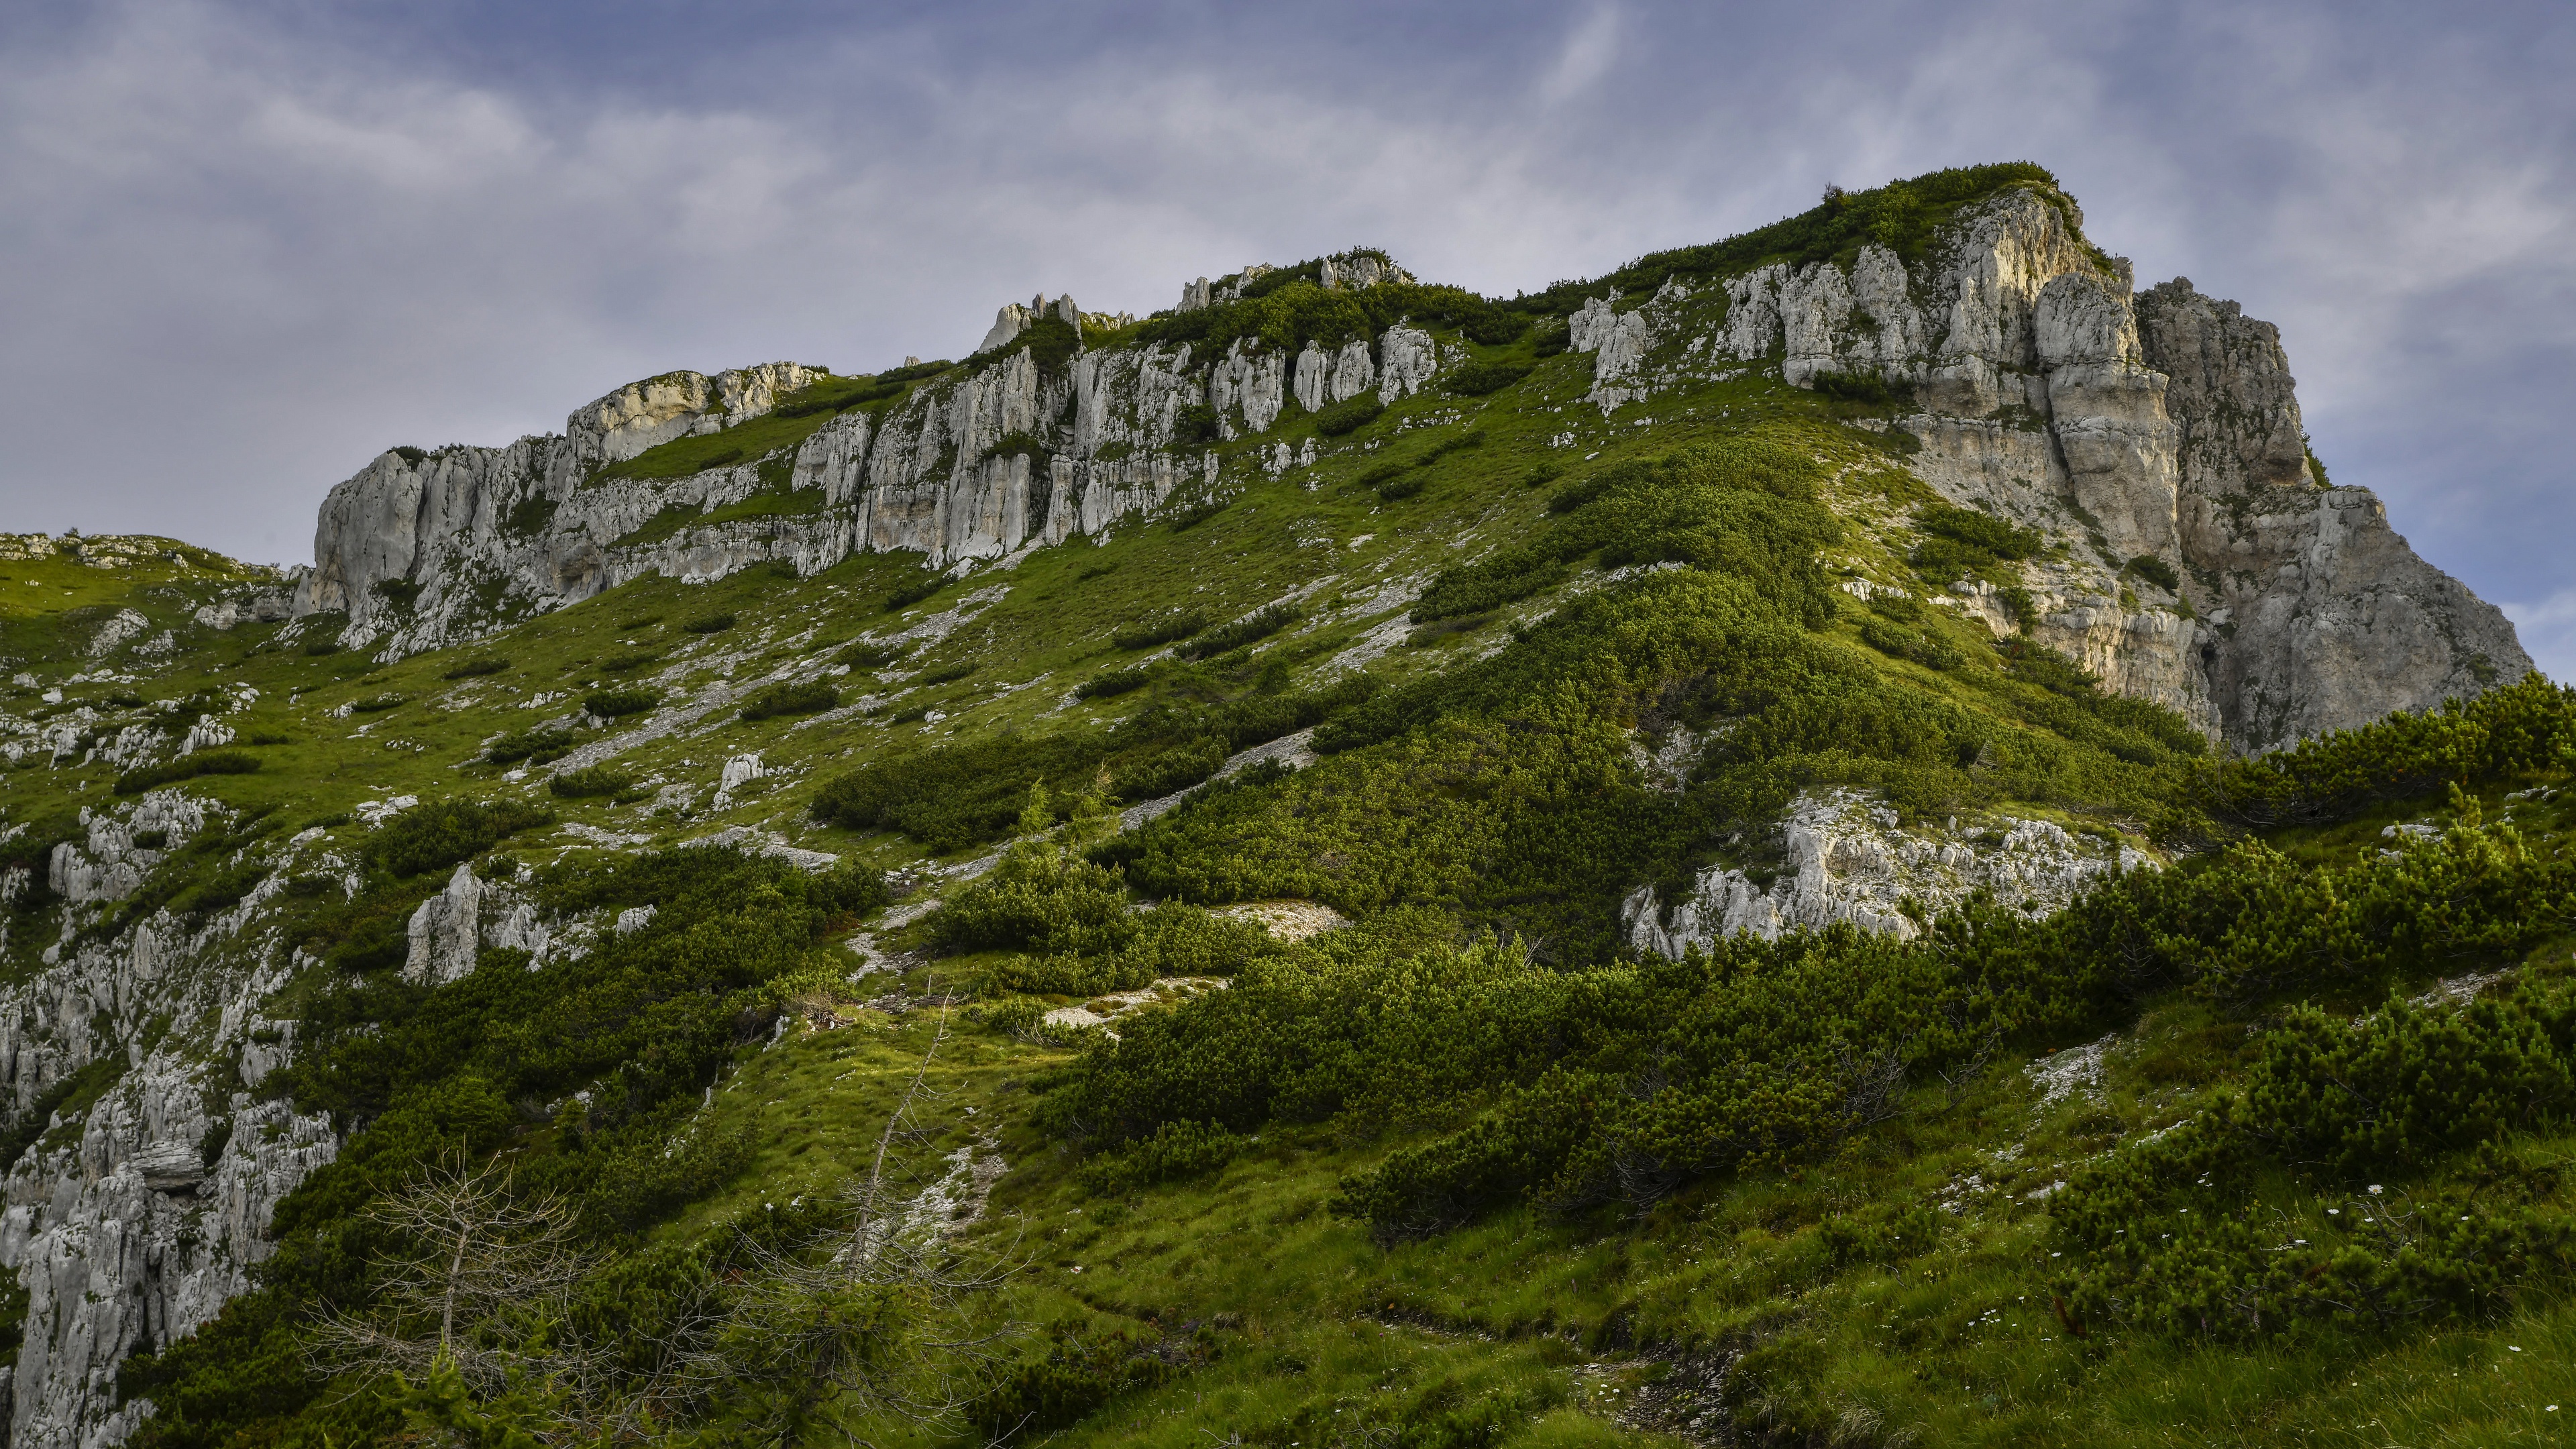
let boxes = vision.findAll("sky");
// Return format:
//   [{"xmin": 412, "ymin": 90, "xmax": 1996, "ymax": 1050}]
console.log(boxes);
[{"xmin": 2, "ymin": 0, "xmax": 2571, "ymax": 675}]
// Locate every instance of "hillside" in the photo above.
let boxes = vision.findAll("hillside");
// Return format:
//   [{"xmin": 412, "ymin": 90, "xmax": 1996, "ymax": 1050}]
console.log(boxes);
[{"xmin": 0, "ymin": 162, "xmax": 2570, "ymax": 1448}]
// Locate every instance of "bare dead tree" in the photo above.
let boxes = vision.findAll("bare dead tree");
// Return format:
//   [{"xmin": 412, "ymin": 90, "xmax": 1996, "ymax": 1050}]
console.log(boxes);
[
  {"xmin": 305, "ymin": 1155, "xmax": 604, "ymax": 1427},
  {"xmin": 681, "ymin": 1010, "xmax": 1026, "ymax": 1447}
]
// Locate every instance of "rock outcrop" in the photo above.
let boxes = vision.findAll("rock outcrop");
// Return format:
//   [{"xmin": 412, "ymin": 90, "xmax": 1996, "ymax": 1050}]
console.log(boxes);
[
  {"xmin": 1621, "ymin": 790, "xmax": 2147, "ymax": 954},
  {"xmin": 290, "ymin": 256, "xmax": 1441, "ymax": 661},
  {"xmin": 1, "ymin": 796, "xmax": 343, "ymax": 1449},
  {"xmin": 1593, "ymin": 185, "xmax": 2528, "ymax": 753},
  {"xmin": 290, "ymin": 192, "xmax": 2526, "ymax": 758}
]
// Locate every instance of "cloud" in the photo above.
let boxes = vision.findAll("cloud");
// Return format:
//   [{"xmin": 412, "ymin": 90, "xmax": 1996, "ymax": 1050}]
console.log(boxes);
[
  {"xmin": 2505, "ymin": 592, "xmax": 2576, "ymax": 685},
  {"xmin": 1540, "ymin": 5, "xmax": 1622, "ymax": 103},
  {"xmin": 0, "ymin": 0, "xmax": 2569, "ymax": 627}
]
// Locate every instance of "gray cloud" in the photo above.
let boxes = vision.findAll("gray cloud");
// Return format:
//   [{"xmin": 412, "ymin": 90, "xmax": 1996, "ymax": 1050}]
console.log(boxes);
[{"xmin": 2, "ymin": 0, "xmax": 2569, "ymax": 674}]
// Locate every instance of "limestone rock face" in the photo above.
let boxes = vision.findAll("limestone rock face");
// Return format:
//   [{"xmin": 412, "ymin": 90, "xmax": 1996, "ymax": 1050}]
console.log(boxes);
[
  {"xmin": 403, "ymin": 864, "xmax": 482, "ymax": 986},
  {"xmin": 1622, "ymin": 185, "xmax": 2528, "ymax": 753},
  {"xmin": 0, "ymin": 798, "xmax": 345, "ymax": 1449},
  {"xmin": 2129, "ymin": 278, "xmax": 2532, "ymax": 750},
  {"xmin": 1621, "ymin": 790, "xmax": 2147, "ymax": 954},
  {"xmin": 1376, "ymin": 325, "xmax": 1438, "ymax": 402},
  {"xmin": 1291, "ymin": 341, "xmax": 1329, "ymax": 414},
  {"xmin": 1210, "ymin": 341, "xmax": 1286, "ymax": 435}
]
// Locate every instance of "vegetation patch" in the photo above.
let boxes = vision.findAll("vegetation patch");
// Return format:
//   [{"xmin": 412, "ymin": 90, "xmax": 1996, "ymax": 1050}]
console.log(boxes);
[
  {"xmin": 583, "ymin": 688, "xmax": 657, "ymax": 718},
  {"xmin": 113, "ymin": 749, "xmax": 259, "ymax": 796},
  {"xmin": 737, "ymin": 680, "xmax": 838, "ymax": 721}
]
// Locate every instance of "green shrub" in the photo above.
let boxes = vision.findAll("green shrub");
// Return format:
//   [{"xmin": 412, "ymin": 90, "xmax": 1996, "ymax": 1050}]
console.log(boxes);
[
  {"xmin": 1167, "ymin": 498, "xmax": 1230, "ymax": 531},
  {"xmin": 1911, "ymin": 502, "xmax": 2043, "ymax": 583},
  {"xmin": 835, "ymin": 639, "xmax": 907, "ymax": 669},
  {"xmin": 814, "ymin": 676, "xmax": 1374, "ymax": 853},
  {"xmin": 1807, "ymin": 368, "xmax": 1904, "ymax": 409},
  {"xmin": 549, "ymin": 765, "xmax": 638, "ymax": 800},
  {"xmin": 1075, "ymin": 666, "xmax": 1156, "ymax": 700},
  {"xmin": 2055, "ymin": 979, "xmax": 2576, "ymax": 1342},
  {"xmin": 974, "ymin": 996, "xmax": 1051, "ymax": 1041},
  {"xmin": 486, "ymin": 727, "xmax": 576, "ymax": 767},
  {"xmin": 1112, "ymin": 737, "xmax": 1228, "ymax": 801},
  {"xmin": 1313, "ymin": 394, "xmax": 1385, "ymax": 436},
  {"xmin": 682, "ymin": 612, "xmax": 735, "ymax": 635},
  {"xmin": 1112, "ymin": 611, "xmax": 1208, "ymax": 651},
  {"xmin": 1175, "ymin": 606, "xmax": 1299, "ymax": 661},
  {"xmin": 1376, "ymin": 473, "xmax": 1426, "ymax": 502},
  {"xmin": 598, "ymin": 650, "xmax": 660, "ymax": 674},
  {"xmin": 1442, "ymin": 360, "xmax": 1534, "ymax": 396},
  {"xmin": 349, "ymin": 694, "xmax": 407, "ymax": 713},
  {"xmin": 1171, "ymin": 402, "xmax": 1220, "ymax": 445},
  {"xmin": 2128, "ymin": 553, "xmax": 2182, "ymax": 592},
  {"xmin": 967, "ymin": 1320, "xmax": 1213, "ymax": 1439},
  {"xmin": 113, "ymin": 750, "xmax": 259, "ymax": 796},
  {"xmin": 441, "ymin": 655, "xmax": 509, "ymax": 679},
  {"xmin": 737, "ymin": 680, "xmax": 838, "ymax": 721},
  {"xmin": 930, "ymin": 802, "xmax": 1132, "ymax": 957},
  {"xmin": 912, "ymin": 660, "xmax": 975, "ymax": 688},
  {"xmin": 368, "ymin": 798, "xmax": 553, "ymax": 877},
  {"xmin": 1079, "ymin": 1119, "xmax": 1245, "ymax": 1195},
  {"xmin": 1858, "ymin": 619, "xmax": 1962, "ymax": 671},
  {"xmin": 301, "ymin": 638, "xmax": 341, "ymax": 657},
  {"xmin": 885, "ymin": 575, "xmax": 946, "ymax": 612},
  {"xmin": 584, "ymin": 688, "xmax": 657, "ymax": 718}
]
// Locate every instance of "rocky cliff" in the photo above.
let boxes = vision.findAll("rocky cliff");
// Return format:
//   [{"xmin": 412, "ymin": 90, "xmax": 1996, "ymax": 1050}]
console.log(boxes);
[
  {"xmin": 1557, "ymin": 187, "xmax": 2527, "ymax": 751},
  {"xmin": 288, "ymin": 207, "xmax": 2522, "ymax": 757}
]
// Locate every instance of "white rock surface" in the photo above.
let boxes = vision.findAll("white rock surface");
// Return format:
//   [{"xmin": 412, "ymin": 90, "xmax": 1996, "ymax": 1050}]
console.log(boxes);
[
  {"xmin": 1375, "ymin": 324, "xmax": 1438, "ymax": 402},
  {"xmin": 1622, "ymin": 790, "xmax": 2146, "ymax": 953},
  {"xmin": 403, "ymin": 863, "xmax": 483, "ymax": 985},
  {"xmin": 0, "ymin": 813, "xmax": 341, "ymax": 1449}
]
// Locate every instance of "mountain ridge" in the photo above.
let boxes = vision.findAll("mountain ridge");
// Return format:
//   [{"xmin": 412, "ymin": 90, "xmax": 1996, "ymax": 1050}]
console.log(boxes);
[{"xmin": 0, "ymin": 162, "xmax": 2563, "ymax": 1449}]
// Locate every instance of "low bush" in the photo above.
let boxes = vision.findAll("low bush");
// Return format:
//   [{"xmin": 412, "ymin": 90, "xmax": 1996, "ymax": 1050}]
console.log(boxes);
[
  {"xmin": 301, "ymin": 639, "xmax": 341, "ymax": 657},
  {"xmin": 737, "ymin": 680, "xmax": 838, "ymax": 721},
  {"xmin": 1112, "ymin": 611, "xmax": 1208, "ymax": 652},
  {"xmin": 912, "ymin": 660, "xmax": 976, "ymax": 688},
  {"xmin": 441, "ymin": 655, "xmax": 509, "ymax": 679},
  {"xmin": 114, "ymin": 750, "xmax": 259, "ymax": 796},
  {"xmin": 486, "ymin": 728, "xmax": 576, "ymax": 767},
  {"xmin": 683, "ymin": 612, "xmax": 735, "ymax": 635},
  {"xmin": 368, "ymin": 798, "xmax": 553, "ymax": 877},
  {"xmin": 1167, "ymin": 499, "xmax": 1230, "ymax": 532},
  {"xmin": 835, "ymin": 639, "xmax": 907, "ymax": 670},
  {"xmin": 1911, "ymin": 502, "xmax": 2043, "ymax": 583},
  {"xmin": 349, "ymin": 694, "xmax": 407, "ymax": 713},
  {"xmin": 1171, "ymin": 403, "xmax": 1220, "ymax": 445},
  {"xmin": 1075, "ymin": 667, "xmax": 1155, "ymax": 700},
  {"xmin": 1442, "ymin": 360, "xmax": 1534, "ymax": 396},
  {"xmin": 1313, "ymin": 394, "xmax": 1385, "ymax": 436},
  {"xmin": 2055, "ymin": 979, "xmax": 2576, "ymax": 1342},
  {"xmin": 1112, "ymin": 736, "xmax": 1228, "ymax": 801},
  {"xmin": 1077, "ymin": 1119, "xmax": 1245, "ymax": 1195},
  {"xmin": 814, "ymin": 676, "xmax": 1377, "ymax": 852},
  {"xmin": 1175, "ymin": 606, "xmax": 1299, "ymax": 661},
  {"xmin": 584, "ymin": 688, "xmax": 657, "ymax": 718},
  {"xmin": 885, "ymin": 576, "xmax": 946, "ymax": 612},
  {"xmin": 598, "ymin": 650, "xmax": 661, "ymax": 674},
  {"xmin": 2128, "ymin": 553, "xmax": 2182, "ymax": 592},
  {"xmin": 550, "ymin": 765, "xmax": 638, "ymax": 800},
  {"xmin": 1858, "ymin": 619, "xmax": 1962, "ymax": 671}
]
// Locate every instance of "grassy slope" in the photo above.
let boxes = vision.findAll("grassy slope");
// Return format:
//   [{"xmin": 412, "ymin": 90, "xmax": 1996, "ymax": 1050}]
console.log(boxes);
[{"xmin": 4, "ymin": 212, "xmax": 2571, "ymax": 1444}]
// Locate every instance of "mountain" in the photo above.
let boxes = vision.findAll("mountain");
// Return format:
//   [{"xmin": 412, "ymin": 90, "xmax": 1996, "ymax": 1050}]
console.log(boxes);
[{"xmin": 0, "ymin": 162, "xmax": 2569, "ymax": 1449}]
